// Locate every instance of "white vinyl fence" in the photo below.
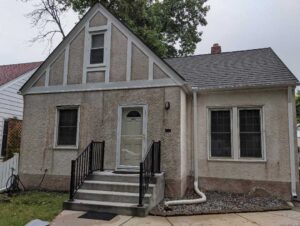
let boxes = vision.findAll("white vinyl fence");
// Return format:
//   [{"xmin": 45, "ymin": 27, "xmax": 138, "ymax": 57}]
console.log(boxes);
[{"xmin": 0, "ymin": 153, "xmax": 19, "ymax": 193}]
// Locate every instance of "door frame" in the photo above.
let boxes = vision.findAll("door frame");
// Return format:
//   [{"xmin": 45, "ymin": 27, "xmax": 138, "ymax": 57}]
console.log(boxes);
[{"xmin": 116, "ymin": 104, "xmax": 148, "ymax": 170}]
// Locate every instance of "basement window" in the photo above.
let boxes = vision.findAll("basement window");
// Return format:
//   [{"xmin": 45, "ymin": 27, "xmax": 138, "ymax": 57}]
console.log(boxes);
[
  {"xmin": 90, "ymin": 33, "xmax": 105, "ymax": 64},
  {"xmin": 55, "ymin": 107, "xmax": 79, "ymax": 148}
]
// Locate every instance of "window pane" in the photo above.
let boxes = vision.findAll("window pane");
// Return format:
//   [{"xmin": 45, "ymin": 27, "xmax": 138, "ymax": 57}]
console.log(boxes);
[
  {"xmin": 92, "ymin": 34, "xmax": 104, "ymax": 48},
  {"xmin": 211, "ymin": 111, "xmax": 231, "ymax": 132},
  {"xmin": 239, "ymin": 109, "xmax": 262, "ymax": 158},
  {"xmin": 211, "ymin": 133, "xmax": 231, "ymax": 157},
  {"xmin": 210, "ymin": 110, "xmax": 231, "ymax": 157},
  {"xmin": 240, "ymin": 109, "xmax": 260, "ymax": 132},
  {"xmin": 90, "ymin": 49, "xmax": 104, "ymax": 64},
  {"xmin": 57, "ymin": 109, "xmax": 78, "ymax": 146}
]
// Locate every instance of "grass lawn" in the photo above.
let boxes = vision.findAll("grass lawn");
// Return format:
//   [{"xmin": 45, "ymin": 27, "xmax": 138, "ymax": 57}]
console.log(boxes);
[{"xmin": 0, "ymin": 191, "xmax": 68, "ymax": 226}]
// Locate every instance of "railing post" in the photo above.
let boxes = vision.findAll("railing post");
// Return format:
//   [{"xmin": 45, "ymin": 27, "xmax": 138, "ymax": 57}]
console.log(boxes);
[
  {"xmin": 151, "ymin": 141, "xmax": 155, "ymax": 176},
  {"xmin": 69, "ymin": 160, "xmax": 76, "ymax": 201},
  {"xmin": 100, "ymin": 141, "xmax": 105, "ymax": 171},
  {"xmin": 89, "ymin": 141, "xmax": 93, "ymax": 173},
  {"xmin": 138, "ymin": 162, "xmax": 144, "ymax": 207},
  {"xmin": 157, "ymin": 141, "xmax": 161, "ymax": 173}
]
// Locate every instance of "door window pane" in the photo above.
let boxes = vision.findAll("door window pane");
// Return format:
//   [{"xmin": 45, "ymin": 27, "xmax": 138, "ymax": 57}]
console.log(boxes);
[
  {"xmin": 239, "ymin": 109, "xmax": 262, "ymax": 158},
  {"xmin": 210, "ymin": 110, "xmax": 231, "ymax": 157},
  {"xmin": 57, "ymin": 109, "xmax": 78, "ymax": 146}
]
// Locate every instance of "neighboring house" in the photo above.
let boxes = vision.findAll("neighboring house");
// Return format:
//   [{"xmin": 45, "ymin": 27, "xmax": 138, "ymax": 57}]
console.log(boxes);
[
  {"xmin": 0, "ymin": 62, "xmax": 41, "ymax": 160},
  {"xmin": 18, "ymin": 3, "xmax": 299, "ymax": 216}
]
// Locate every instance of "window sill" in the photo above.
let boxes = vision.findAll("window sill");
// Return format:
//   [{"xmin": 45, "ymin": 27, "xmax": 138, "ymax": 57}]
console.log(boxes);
[
  {"xmin": 207, "ymin": 158, "xmax": 266, "ymax": 163},
  {"xmin": 53, "ymin": 146, "xmax": 79, "ymax": 150},
  {"xmin": 87, "ymin": 63, "xmax": 106, "ymax": 68}
]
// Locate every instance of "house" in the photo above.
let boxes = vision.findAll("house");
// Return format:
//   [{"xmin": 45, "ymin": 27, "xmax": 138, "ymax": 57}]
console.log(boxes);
[
  {"xmin": 0, "ymin": 62, "xmax": 41, "ymax": 160},
  {"xmin": 18, "ymin": 3, "xmax": 299, "ymax": 216}
]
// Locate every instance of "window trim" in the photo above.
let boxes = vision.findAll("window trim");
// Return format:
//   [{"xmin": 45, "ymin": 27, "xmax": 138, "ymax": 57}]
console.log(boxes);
[
  {"xmin": 87, "ymin": 31, "xmax": 106, "ymax": 68},
  {"xmin": 207, "ymin": 108, "xmax": 233, "ymax": 160},
  {"xmin": 207, "ymin": 106, "xmax": 266, "ymax": 162},
  {"xmin": 53, "ymin": 106, "xmax": 80, "ymax": 150},
  {"xmin": 237, "ymin": 107, "xmax": 265, "ymax": 161}
]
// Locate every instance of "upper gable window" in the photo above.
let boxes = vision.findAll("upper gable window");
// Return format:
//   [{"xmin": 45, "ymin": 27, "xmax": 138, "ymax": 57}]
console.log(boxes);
[{"xmin": 90, "ymin": 33, "xmax": 105, "ymax": 64}]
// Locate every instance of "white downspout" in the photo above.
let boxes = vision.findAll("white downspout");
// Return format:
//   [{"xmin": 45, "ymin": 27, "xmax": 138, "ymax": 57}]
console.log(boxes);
[
  {"xmin": 165, "ymin": 91, "xmax": 206, "ymax": 206},
  {"xmin": 288, "ymin": 86, "xmax": 297, "ymax": 198}
]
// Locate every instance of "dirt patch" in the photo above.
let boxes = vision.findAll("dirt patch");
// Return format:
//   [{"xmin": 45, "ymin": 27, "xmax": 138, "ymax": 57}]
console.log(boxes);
[{"xmin": 150, "ymin": 191, "xmax": 291, "ymax": 216}]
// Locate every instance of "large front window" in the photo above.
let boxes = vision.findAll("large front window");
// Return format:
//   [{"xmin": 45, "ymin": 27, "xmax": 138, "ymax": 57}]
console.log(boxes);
[{"xmin": 209, "ymin": 107, "xmax": 264, "ymax": 160}]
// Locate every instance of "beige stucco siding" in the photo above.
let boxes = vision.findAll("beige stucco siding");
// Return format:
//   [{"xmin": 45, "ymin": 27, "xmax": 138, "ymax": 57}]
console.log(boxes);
[
  {"xmin": 110, "ymin": 25, "xmax": 127, "ymax": 82},
  {"xmin": 89, "ymin": 11, "xmax": 107, "ymax": 27},
  {"xmin": 20, "ymin": 87, "xmax": 183, "ymax": 183},
  {"xmin": 131, "ymin": 44, "xmax": 149, "ymax": 80},
  {"xmin": 49, "ymin": 51, "xmax": 65, "ymax": 86},
  {"xmin": 33, "ymin": 72, "xmax": 46, "ymax": 87},
  {"xmin": 68, "ymin": 29, "xmax": 85, "ymax": 85},
  {"xmin": 154, "ymin": 63, "xmax": 169, "ymax": 79},
  {"xmin": 87, "ymin": 71, "xmax": 105, "ymax": 83},
  {"xmin": 196, "ymin": 88, "xmax": 291, "ymax": 183}
]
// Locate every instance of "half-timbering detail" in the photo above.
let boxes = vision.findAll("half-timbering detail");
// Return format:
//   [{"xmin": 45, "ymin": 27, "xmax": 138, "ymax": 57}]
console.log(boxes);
[{"xmin": 89, "ymin": 11, "xmax": 107, "ymax": 27}]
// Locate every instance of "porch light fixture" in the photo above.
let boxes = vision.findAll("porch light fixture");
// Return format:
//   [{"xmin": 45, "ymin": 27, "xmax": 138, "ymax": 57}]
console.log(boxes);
[{"xmin": 165, "ymin": 101, "xmax": 170, "ymax": 110}]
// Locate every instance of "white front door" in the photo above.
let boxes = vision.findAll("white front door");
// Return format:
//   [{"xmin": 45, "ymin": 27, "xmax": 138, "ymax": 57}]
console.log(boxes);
[{"xmin": 116, "ymin": 105, "xmax": 147, "ymax": 170}]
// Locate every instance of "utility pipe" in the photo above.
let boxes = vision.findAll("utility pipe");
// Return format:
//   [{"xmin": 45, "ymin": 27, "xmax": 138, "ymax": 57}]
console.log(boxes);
[
  {"xmin": 288, "ymin": 87, "xmax": 297, "ymax": 198},
  {"xmin": 165, "ymin": 91, "xmax": 206, "ymax": 206}
]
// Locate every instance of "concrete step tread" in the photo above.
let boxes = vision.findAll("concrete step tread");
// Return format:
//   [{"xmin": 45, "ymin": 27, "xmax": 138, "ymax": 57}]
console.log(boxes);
[
  {"xmin": 92, "ymin": 171, "xmax": 139, "ymax": 177},
  {"xmin": 84, "ymin": 180, "xmax": 156, "ymax": 187},
  {"xmin": 77, "ymin": 189, "xmax": 152, "ymax": 197},
  {"xmin": 68, "ymin": 199, "xmax": 148, "ymax": 208}
]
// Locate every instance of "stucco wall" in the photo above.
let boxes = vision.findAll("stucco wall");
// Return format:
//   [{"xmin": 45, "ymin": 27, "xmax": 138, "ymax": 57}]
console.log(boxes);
[
  {"xmin": 49, "ymin": 51, "xmax": 64, "ymax": 86},
  {"xmin": 110, "ymin": 25, "xmax": 127, "ymax": 82},
  {"xmin": 33, "ymin": 72, "xmax": 45, "ymax": 87},
  {"xmin": 153, "ymin": 63, "xmax": 168, "ymax": 80},
  {"xmin": 87, "ymin": 71, "xmax": 105, "ymax": 83},
  {"xmin": 89, "ymin": 11, "xmax": 107, "ymax": 27},
  {"xmin": 20, "ymin": 87, "xmax": 185, "ymax": 195},
  {"xmin": 196, "ymin": 88, "xmax": 291, "ymax": 183},
  {"xmin": 131, "ymin": 44, "xmax": 149, "ymax": 80},
  {"xmin": 68, "ymin": 29, "xmax": 85, "ymax": 85}
]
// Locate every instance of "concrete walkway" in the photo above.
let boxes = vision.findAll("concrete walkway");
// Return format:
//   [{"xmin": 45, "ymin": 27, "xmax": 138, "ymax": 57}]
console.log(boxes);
[{"xmin": 51, "ymin": 210, "xmax": 300, "ymax": 226}]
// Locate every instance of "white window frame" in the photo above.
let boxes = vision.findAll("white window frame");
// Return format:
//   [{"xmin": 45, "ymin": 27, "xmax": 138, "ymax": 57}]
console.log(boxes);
[
  {"xmin": 54, "ymin": 106, "xmax": 80, "ymax": 150},
  {"xmin": 207, "ymin": 108, "xmax": 233, "ymax": 160},
  {"xmin": 207, "ymin": 106, "xmax": 266, "ymax": 162},
  {"xmin": 237, "ymin": 107, "xmax": 266, "ymax": 161},
  {"xmin": 87, "ymin": 31, "xmax": 106, "ymax": 68}
]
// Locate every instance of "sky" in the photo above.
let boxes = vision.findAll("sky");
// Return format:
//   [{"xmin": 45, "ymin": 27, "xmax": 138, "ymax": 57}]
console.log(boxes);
[{"xmin": 0, "ymin": 0, "xmax": 299, "ymax": 80}]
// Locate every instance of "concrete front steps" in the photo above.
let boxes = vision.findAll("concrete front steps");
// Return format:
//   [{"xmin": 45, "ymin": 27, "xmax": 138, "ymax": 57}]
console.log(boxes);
[{"xmin": 63, "ymin": 171, "xmax": 164, "ymax": 217}]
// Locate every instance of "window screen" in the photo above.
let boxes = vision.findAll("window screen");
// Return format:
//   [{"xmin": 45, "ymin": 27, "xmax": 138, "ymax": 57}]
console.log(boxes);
[
  {"xmin": 90, "ymin": 34, "xmax": 104, "ymax": 64},
  {"xmin": 239, "ymin": 109, "xmax": 262, "ymax": 158},
  {"xmin": 210, "ymin": 110, "xmax": 231, "ymax": 157},
  {"xmin": 57, "ymin": 109, "xmax": 78, "ymax": 146}
]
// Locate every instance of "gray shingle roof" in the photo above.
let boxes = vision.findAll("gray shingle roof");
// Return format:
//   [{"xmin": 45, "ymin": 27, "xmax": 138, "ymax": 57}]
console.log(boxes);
[{"xmin": 165, "ymin": 48, "xmax": 298, "ymax": 90}]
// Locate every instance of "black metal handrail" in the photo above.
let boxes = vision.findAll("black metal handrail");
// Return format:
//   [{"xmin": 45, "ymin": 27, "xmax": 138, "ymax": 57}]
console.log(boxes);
[
  {"xmin": 69, "ymin": 141, "xmax": 105, "ymax": 200},
  {"xmin": 138, "ymin": 141, "xmax": 161, "ymax": 207}
]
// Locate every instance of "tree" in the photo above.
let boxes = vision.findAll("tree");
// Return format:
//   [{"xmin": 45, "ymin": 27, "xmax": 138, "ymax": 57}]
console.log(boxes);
[
  {"xmin": 49, "ymin": 0, "xmax": 210, "ymax": 58},
  {"xmin": 296, "ymin": 91, "xmax": 300, "ymax": 123},
  {"xmin": 22, "ymin": 0, "xmax": 71, "ymax": 50}
]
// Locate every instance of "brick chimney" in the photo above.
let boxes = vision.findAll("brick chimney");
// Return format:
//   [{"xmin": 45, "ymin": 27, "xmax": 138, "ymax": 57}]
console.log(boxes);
[{"xmin": 211, "ymin": 43, "xmax": 221, "ymax": 54}]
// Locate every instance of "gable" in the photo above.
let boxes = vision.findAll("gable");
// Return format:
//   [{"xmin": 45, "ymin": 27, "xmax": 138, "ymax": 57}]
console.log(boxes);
[{"xmin": 21, "ymin": 4, "xmax": 185, "ymax": 95}]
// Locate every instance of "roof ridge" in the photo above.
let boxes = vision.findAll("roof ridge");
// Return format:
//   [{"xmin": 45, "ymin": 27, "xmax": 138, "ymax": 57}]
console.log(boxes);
[
  {"xmin": 0, "ymin": 61, "xmax": 43, "ymax": 67},
  {"xmin": 165, "ymin": 47, "xmax": 272, "ymax": 60}
]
